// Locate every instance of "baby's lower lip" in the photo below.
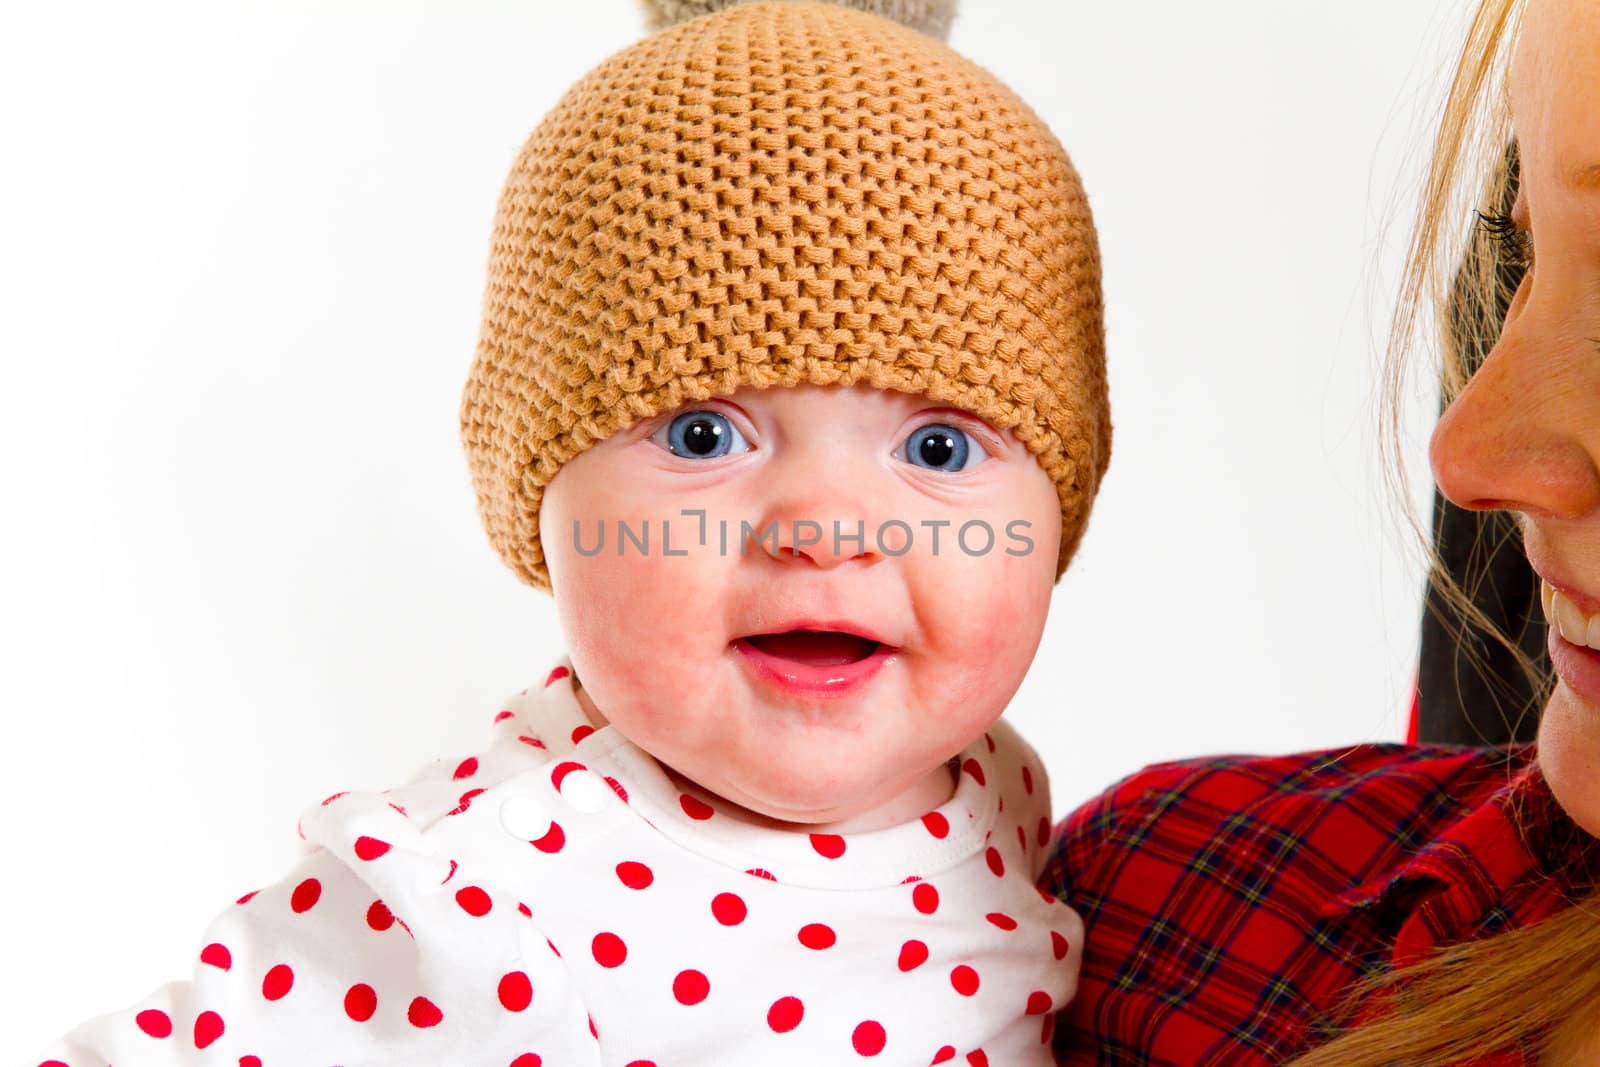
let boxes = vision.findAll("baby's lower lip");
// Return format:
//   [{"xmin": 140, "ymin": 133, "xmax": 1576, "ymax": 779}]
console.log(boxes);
[{"xmin": 731, "ymin": 637, "xmax": 895, "ymax": 700}]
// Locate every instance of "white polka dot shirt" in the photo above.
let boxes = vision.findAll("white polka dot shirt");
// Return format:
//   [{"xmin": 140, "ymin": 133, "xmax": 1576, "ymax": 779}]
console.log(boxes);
[{"xmin": 35, "ymin": 652, "xmax": 1082, "ymax": 1065}]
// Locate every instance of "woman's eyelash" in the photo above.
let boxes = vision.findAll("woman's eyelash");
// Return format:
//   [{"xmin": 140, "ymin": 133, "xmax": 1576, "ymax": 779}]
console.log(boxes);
[{"xmin": 1477, "ymin": 209, "xmax": 1534, "ymax": 266}]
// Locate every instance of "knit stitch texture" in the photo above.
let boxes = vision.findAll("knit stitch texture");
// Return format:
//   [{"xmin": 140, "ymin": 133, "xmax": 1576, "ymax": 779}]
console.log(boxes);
[{"xmin": 459, "ymin": 0, "xmax": 1109, "ymax": 592}]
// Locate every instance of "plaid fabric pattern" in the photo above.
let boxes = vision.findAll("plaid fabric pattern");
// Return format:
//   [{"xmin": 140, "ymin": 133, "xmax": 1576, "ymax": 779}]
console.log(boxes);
[{"xmin": 1042, "ymin": 743, "xmax": 1600, "ymax": 1066}]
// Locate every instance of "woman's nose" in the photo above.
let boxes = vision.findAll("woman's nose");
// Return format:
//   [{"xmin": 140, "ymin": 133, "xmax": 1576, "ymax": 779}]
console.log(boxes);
[{"xmin": 1428, "ymin": 327, "xmax": 1600, "ymax": 520}]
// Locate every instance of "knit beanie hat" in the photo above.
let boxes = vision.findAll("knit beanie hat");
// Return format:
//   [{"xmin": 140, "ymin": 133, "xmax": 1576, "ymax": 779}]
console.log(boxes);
[{"xmin": 460, "ymin": 0, "xmax": 1110, "ymax": 593}]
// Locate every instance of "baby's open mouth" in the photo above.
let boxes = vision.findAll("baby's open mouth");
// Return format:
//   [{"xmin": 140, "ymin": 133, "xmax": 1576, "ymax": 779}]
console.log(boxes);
[{"xmin": 737, "ymin": 630, "xmax": 882, "ymax": 666}]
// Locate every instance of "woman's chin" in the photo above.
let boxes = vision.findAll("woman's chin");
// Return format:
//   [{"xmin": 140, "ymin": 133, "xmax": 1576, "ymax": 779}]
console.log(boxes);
[{"xmin": 1537, "ymin": 685, "xmax": 1600, "ymax": 840}]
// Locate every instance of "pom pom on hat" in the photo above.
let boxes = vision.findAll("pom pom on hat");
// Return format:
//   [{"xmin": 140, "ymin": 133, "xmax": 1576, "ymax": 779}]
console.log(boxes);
[{"xmin": 639, "ymin": 0, "xmax": 958, "ymax": 41}]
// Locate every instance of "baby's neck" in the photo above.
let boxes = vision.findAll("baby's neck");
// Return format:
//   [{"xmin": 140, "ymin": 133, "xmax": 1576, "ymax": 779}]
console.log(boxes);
[{"xmin": 573, "ymin": 681, "xmax": 959, "ymax": 835}]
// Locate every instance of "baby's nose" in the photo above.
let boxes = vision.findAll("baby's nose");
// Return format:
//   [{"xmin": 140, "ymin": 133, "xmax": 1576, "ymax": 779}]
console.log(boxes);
[{"xmin": 744, "ymin": 452, "xmax": 894, "ymax": 570}]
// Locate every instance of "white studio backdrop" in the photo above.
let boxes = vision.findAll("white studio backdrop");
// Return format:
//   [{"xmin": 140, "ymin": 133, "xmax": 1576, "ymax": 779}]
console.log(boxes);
[{"xmin": 0, "ymin": 0, "xmax": 1471, "ymax": 1051}]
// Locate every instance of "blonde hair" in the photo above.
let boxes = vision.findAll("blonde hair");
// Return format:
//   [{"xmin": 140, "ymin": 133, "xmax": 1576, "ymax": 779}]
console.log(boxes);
[{"xmin": 1289, "ymin": 0, "xmax": 1600, "ymax": 1063}]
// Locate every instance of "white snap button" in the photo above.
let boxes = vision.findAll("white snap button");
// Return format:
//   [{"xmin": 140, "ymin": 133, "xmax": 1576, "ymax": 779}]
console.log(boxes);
[
  {"xmin": 500, "ymin": 795, "xmax": 553, "ymax": 840},
  {"xmin": 559, "ymin": 769, "xmax": 610, "ymax": 814}
]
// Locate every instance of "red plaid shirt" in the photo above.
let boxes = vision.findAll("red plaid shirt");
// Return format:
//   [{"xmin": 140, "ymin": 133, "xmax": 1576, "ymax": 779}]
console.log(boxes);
[{"xmin": 1042, "ymin": 744, "xmax": 1600, "ymax": 1066}]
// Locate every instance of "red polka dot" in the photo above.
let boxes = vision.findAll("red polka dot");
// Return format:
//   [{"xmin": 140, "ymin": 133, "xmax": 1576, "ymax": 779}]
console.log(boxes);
[
  {"xmin": 1017, "ymin": 825, "xmax": 1028, "ymax": 851},
  {"xmin": 1026, "ymin": 990, "xmax": 1053, "ymax": 1015},
  {"xmin": 624, "ymin": 1062, "xmax": 658, "ymax": 1067},
  {"xmin": 456, "ymin": 885, "xmax": 493, "ymax": 916},
  {"xmin": 897, "ymin": 939, "xmax": 928, "ymax": 971},
  {"xmin": 367, "ymin": 899, "xmax": 395, "ymax": 931},
  {"xmin": 932, "ymin": 1046, "xmax": 956, "ymax": 1063},
  {"xmin": 199, "ymin": 942, "xmax": 231, "ymax": 970},
  {"xmin": 798, "ymin": 923, "xmax": 836, "ymax": 950},
  {"xmin": 1037, "ymin": 815, "xmax": 1052, "ymax": 848},
  {"xmin": 852, "ymin": 1020, "xmax": 886, "ymax": 1056},
  {"xmin": 493, "ymin": 709, "xmax": 513, "ymax": 723},
  {"xmin": 985, "ymin": 911, "xmax": 1018, "ymax": 931},
  {"xmin": 531, "ymin": 822, "xmax": 566, "ymax": 853},
  {"xmin": 1051, "ymin": 930, "xmax": 1070, "ymax": 960},
  {"xmin": 767, "ymin": 995, "xmax": 804, "ymax": 1032},
  {"xmin": 606, "ymin": 776, "xmax": 630, "ymax": 803},
  {"xmin": 967, "ymin": 1051, "xmax": 990, "ymax": 1067},
  {"xmin": 39, "ymin": 1061, "xmax": 69, "ymax": 1067},
  {"xmin": 571, "ymin": 724, "xmax": 596, "ymax": 745},
  {"xmin": 518, "ymin": 735, "xmax": 547, "ymax": 750},
  {"xmin": 354, "ymin": 836, "xmax": 391, "ymax": 861},
  {"xmin": 454, "ymin": 756, "xmax": 479, "ymax": 780},
  {"xmin": 261, "ymin": 963, "xmax": 294, "ymax": 1000},
  {"xmin": 345, "ymin": 983, "xmax": 377, "ymax": 1022},
  {"xmin": 135, "ymin": 1009, "xmax": 172, "ymax": 1038},
  {"xmin": 441, "ymin": 858, "xmax": 459, "ymax": 885},
  {"xmin": 961, "ymin": 758, "xmax": 986, "ymax": 786},
  {"xmin": 193, "ymin": 1010, "xmax": 224, "ymax": 1049},
  {"xmin": 680, "ymin": 794, "xmax": 715, "ymax": 820},
  {"xmin": 545, "ymin": 665, "xmax": 570, "ymax": 686},
  {"xmin": 921, "ymin": 812, "xmax": 949, "ymax": 839},
  {"xmin": 984, "ymin": 732, "xmax": 996, "ymax": 752},
  {"xmin": 809, "ymin": 833, "xmax": 846, "ymax": 859},
  {"xmin": 616, "ymin": 861, "xmax": 654, "ymax": 890},
  {"xmin": 290, "ymin": 878, "xmax": 321, "ymax": 913},
  {"xmin": 240, "ymin": 1057, "xmax": 263, "ymax": 1067},
  {"xmin": 711, "ymin": 892, "xmax": 747, "ymax": 925},
  {"xmin": 985, "ymin": 847, "xmax": 1005, "ymax": 877},
  {"xmin": 235, "ymin": 889, "xmax": 259, "ymax": 905},
  {"xmin": 912, "ymin": 883, "xmax": 940, "ymax": 914},
  {"xmin": 950, "ymin": 965, "xmax": 980, "ymax": 996},
  {"xmin": 448, "ymin": 788, "xmax": 485, "ymax": 816},
  {"xmin": 592, "ymin": 932, "xmax": 628, "ymax": 968},
  {"xmin": 499, "ymin": 971, "xmax": 533, "ymax": 1012},
  {"xmin": 550, "ymin": 760, "xmax": 585, "ymax": 789},
  {"xmin": 518, "ymin": 901, "xmax": 533, "ymax": 918},
  {"xmin": 672, "ymin": 968, "xmax": 710, "ymax": 1005},
  {"xmin": 511, "ymin": 1056, "xmax": 543, "ymax": 1067},
  {"xmin": 1021, "ymin": 765, "xmax": 1035, "ymax": 794},
  {"xmin": 745, "ymin": 867, "xmax": 777, "ymax": 881},
  {"xmin": 408, "ymin": 996, "xmax": 443, "ymax": 1028}
]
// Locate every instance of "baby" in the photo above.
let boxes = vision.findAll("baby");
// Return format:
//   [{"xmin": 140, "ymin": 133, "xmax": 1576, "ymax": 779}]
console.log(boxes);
[{"xmin": 34, "ymin": 0, "xmax": 1109, "ymax": 1063}]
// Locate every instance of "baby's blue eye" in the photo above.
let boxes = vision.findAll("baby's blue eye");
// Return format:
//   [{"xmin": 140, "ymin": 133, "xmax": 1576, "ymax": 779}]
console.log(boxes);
[
  {"xmin": 901, "ymin": 423, "xmax": 987, "ymax": 472},
  {"xmin": 653, "ymin": 410, "xmax": 750, "ymax": 459}
]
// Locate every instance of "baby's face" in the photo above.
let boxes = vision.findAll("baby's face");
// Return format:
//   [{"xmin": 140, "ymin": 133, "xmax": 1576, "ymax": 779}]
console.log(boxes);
[{"xmin": 539, "ymin": 383, "xmax": 1061, "ymax": 827}]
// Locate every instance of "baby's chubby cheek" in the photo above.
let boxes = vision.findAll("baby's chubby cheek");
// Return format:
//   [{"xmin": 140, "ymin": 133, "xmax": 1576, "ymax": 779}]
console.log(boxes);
[
  {"xmin": 908, "ymin": 508, "xmax": 1059, "ymax": 707},
  {"xmin": 540, "ymin": 457, "xmax": 736, "ymax": 710}
]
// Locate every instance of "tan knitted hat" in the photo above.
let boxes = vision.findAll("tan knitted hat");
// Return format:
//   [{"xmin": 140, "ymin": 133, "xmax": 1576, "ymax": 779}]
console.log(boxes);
[{"xmin": 460, "ymin": 0, "xmax": 1110, "ymax": 593}]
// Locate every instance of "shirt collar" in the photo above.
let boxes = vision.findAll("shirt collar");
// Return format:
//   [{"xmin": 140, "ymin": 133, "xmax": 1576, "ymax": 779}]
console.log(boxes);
[
  {"xmin": 1328, "ymin": 749, "xmax": 1600, "ymax": 923},
  {"xmin": 513, "ymin": 651, "xmax": 1008, "ymax": 891}
]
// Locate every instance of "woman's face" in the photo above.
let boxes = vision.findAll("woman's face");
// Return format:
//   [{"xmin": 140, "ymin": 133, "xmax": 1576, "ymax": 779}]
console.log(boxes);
[{"xmin": 1428, "ymin": 0, "xmax": 1600, "ymax": 836}]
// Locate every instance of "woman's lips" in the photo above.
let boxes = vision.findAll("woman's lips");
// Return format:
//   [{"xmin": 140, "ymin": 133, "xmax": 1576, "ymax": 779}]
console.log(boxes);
[
  {"xmin": 1548, "ymin": 625, "xmax": 1600, "ymax": 709},
  {"xmin": 732, "ymin": 631, "xmax": 896, "ymax": 699}
]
